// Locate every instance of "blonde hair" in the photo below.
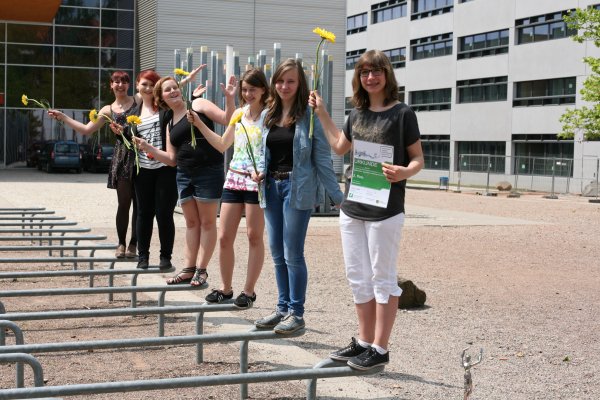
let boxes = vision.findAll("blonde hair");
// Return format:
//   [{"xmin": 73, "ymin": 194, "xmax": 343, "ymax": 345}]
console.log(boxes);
[{"xmin": 153, "ymin": 76, "xmax": 178, "ymax": 110}]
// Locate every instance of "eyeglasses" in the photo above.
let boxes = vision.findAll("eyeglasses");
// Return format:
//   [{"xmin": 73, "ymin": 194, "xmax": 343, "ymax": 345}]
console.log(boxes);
[{"xmin": 359, "ymin": 68, "xmax": 384, "ymax": 78}]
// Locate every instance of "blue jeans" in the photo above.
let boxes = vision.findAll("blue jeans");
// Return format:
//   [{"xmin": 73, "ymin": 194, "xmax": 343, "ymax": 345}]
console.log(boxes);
[{"xmin": 264, "ymin": 177, "xmax": 312, "ymax": 318}]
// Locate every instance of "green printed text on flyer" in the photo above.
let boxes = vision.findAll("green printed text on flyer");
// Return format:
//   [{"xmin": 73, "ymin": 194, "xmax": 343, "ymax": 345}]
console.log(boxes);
[{"xmin": 348, "ymin": 139, "xmax": 394, "ymax": 208}]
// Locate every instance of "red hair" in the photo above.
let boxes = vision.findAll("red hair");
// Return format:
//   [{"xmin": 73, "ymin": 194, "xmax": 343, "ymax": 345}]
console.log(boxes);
[
  {"xmin": 110, "ymin": 71, "xmax": 130, "ymax": 84},
  {"xmin": 136, "ymin": 69, "xmax": 161, "ymax": 85}
]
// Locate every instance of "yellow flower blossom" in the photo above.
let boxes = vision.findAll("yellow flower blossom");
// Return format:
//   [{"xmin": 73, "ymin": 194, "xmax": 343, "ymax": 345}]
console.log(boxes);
[
  {"xmin": 173, "ymin": 68, "xmax": 190, "ymax": 76},
  {"xmin": 89, "ymin": 109, "xmax": 99, "ymax": 123},
  {"xmin": 126, "ymin": 115, "xmax": 142, "ymax": 125},
  {"xmin": 88, "ymin": 109, "xmax": 113, "ymax": 124},
  {"xmin": 21, "ymin": 94, "xmax": 49, "ymax": 109},
  {"xmin": 313, "ymin": 27, "xmax": 336, "ymax": 44},
  {"xmin": 229, "ymin": 111, "xmax": 243, "ymax": 126},
  {"xmin": 309, "ymin": 27, "xmax": 336, "ymax": 138}
]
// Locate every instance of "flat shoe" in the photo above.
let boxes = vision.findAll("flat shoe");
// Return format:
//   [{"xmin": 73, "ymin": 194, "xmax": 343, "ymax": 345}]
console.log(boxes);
[
  {"xmin": 166, "ymin": 266, "xmax": 196, "ymax": 285},
  {"xmin": 191, "ymin": 268, "xmax": 208, "ymax": 287}
]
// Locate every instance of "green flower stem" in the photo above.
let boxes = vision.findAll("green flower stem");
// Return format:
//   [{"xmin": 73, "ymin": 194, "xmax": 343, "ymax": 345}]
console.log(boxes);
[
  {"xmin": 131, "ymin": 125, "xmax": 140, "ymax": 175},
  {"xmin": 309, "ymin": 38, "xmax": 326, "ymax": 139},
  {"xmin": 239, "ymin": 121, "xmax": 263, "ymax": 203}
]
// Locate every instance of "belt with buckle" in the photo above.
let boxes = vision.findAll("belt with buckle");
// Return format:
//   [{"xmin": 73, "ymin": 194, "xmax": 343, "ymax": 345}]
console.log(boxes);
[
  {"xmin": 269, "ymin": 170, "xmax": 291, "ymax": 180},
  {"xmin": 229, "ymin": 167, "xmax": 252, "ymax": 177}
]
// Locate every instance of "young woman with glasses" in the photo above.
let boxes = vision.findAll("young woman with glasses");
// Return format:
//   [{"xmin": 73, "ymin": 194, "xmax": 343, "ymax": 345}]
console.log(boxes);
[{"xmin": 309, "ymin": 49, "xmax": 424, "ymax": 370}]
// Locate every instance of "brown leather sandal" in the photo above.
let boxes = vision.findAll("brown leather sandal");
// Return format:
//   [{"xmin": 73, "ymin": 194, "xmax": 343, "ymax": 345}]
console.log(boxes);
[
  {"xmin": 166, "ymin": 266, "xmax": 196, "ymax": 285},
  {"xmin": 190, "ymin": 268, "xmax": 208, "ymax": 287}
]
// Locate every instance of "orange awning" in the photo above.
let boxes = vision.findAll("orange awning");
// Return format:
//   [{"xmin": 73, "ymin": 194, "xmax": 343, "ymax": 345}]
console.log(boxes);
[{"xmin": 0, "ymin": 0, "xmax": 61, "ymax": 23}]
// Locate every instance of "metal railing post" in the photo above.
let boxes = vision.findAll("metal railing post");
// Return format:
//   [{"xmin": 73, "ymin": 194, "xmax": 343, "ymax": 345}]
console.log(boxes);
[
  {"xmin": 196, "ymin": 312, "xmax": 204, "ymax": 364},
  {"xmin": 240, "ymin": 340, "xmax": 249, "ymax": 399},
  {"xmin": 0, "ymin": 353, "xmax": 45, "ymax": 388},
  {"xmin": 544, "ymin": 158, "xmax": 558, "ymax": 199},
  {"xmin": 0, "ymin": 321, "xmax": 25, "ymax": 387},
  {"xmin": 485, "ymin": 154, "xmax": 491, "ymax": 195}
]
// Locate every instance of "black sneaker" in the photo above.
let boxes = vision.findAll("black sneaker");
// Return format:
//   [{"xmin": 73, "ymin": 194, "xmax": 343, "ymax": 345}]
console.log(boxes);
[
  {"xmin": 136, "ymin": 257, "xmax": 149, "ymax": 269},
  {"xmin": 159, "ymin": 257, "xmax": 173, "ymax": 270},
  {"xmin": 329, "ymin": 337, "xmax": 369, "ymax": 361},
  {"xmin": 205, "ymin": 289, "xmax": 234, "ymax": 304},
  {"xmin": 347, "ymin": 347, "xmax": 389, "ymax": 370},
  {"xmin": 233, "ymin": 292, "xmax": 257, "ymax": 309}
]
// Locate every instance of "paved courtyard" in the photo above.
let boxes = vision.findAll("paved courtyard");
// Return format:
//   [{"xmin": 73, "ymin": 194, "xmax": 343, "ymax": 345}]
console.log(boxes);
[{"xmin": 0, "ymin": 167, "xmax": 598, "ymax": 399}]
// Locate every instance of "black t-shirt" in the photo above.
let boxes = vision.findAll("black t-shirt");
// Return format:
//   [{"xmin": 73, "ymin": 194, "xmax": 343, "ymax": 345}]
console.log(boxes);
[
  {"xmin": 169, "ymin": 111, "xmax": 223, "ymax": 171},
  {"xmin": 341, "ymin": 103, "xmax": 420, "ymax": 221},
  {"xmin": 266, "ymin": 124, "xmax": 295, "ymax": 172}
]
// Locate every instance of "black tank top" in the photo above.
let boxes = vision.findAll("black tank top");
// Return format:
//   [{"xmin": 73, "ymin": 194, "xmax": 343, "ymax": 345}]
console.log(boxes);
[{"xmin": 169, "ymin": 110, "xmax": 223, "ymax": 170}]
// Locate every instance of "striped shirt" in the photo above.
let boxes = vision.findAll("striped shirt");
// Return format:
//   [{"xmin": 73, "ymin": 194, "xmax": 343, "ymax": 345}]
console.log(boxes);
[{"xmin": 136, "ymin": 113, "xmax": 164, "ymax": 169}]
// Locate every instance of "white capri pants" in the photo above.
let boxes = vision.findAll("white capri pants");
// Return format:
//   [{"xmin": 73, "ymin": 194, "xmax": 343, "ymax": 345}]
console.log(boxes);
[{"xmin": 339, "ymin": 210, "xmax": 405, "ymax": 304}]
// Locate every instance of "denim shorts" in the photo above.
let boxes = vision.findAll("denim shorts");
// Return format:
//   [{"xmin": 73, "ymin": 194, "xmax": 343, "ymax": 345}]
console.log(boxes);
[
  {"xmin": 221, "ymin": 188, "xmax": 259, "ymax": 204},
  {"xmin": 176, "ymin": 164, "xmax": 224, "ymax": 204}
]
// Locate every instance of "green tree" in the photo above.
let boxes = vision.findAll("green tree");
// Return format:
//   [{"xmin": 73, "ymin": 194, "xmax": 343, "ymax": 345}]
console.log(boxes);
[{"xmin": 559, "ymin": 7, "xmax": 600, "ymax": 141}]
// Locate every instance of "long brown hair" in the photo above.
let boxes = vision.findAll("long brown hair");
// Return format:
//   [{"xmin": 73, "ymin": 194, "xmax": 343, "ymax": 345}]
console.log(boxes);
[
  {"xmin": 239, "ymin": 68, "xmax": 269, "ymax": 107},
  {"xmin": 352, "ymin": 50, "xmax": 399, "ymax": 110},
  {"xmin": 153, "ymin": 76, "xmax": 177, "ymax": 110},
  {"xmin": 264, "ymin": 58, "xmax": 309, "ymax": 128}
]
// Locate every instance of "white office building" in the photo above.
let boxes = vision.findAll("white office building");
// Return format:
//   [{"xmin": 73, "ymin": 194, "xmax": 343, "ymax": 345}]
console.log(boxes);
[{"xmin": 346, "ymin": 0, "xmax": 600, "ymax": 194}]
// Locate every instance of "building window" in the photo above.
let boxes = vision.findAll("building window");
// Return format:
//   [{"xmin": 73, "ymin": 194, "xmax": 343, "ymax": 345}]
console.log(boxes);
[
  {"xmin": 410, "ymin": 88, "xmax": 452, "ymax": 111},
  {"xmin": 398, "ymin": 86, "xmax": 406, "ymax": 102},
  {"xmin": 383, "ymin": 47, "xmax": 406, "ymax": 68},
  {"xmin": 411, "ymin": 33, "xmax": 453, "ymax": 60},
  {"xmin": 458, "ymin": 29, "xmax": 509, "ymax": 59},
  {"xmin": 411, "ymin": 0, "xmax": 453, "ymax": 20},
  {"xmin": 457, "ymin": 76, "xmax": 508, "ymax": 103},
  {"xmin": 347, "ymin": 13, "xmax": 368, "ymax": 35},
  {"xmin": 346, "ymin": 49, "xmax": 366, "ymax": 70},
  {"xmin": 422, "ymin": 135, "xmax": 450, "ymax": 170},
  {"xmin": 372, "ymin": 0, "xmax": 407, "ymax": 24},
  {"xmin": 516, "ymin": 10, "xmax": 577, "ymax": 44},
  {"xmin": 513, "ymin": 77, "xmax": 576, "ymax": 107},
  {"xmin": 513, "ymin": 138, "xmax": 574, "ymax": 177},
  {"xmin": 457, "ymin": 141, "xmax": 506, "ymax": 173}
]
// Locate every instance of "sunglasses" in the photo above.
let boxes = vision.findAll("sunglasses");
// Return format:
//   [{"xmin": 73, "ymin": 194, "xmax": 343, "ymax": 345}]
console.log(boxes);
[{"xmin": 359, "ymin": 68, "xmax": 384, "ymax": 78}]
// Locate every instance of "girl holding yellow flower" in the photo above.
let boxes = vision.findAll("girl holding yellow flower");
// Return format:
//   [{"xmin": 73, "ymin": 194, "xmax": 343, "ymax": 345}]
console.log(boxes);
[
  {"xmin": 310, "ymin": 50, "xmax": 424, "ymax": 370},
  {"xmin": 133, "ymin": 74, "xmax": 236, "ymax": 286},
  {"xmin": 111, "ymin": 69, "xmax": 179, "ymax": 270},
  {"xmin": 253, "ymin": 59, "xmax": 343, "ymax": 334},
  {"xmin": 48, "ymin": 70, "xmax": 139, "ymax": 259},
  {"xmin": 185, "ymin": 68, "xmax": 268, "ymax": 309}
]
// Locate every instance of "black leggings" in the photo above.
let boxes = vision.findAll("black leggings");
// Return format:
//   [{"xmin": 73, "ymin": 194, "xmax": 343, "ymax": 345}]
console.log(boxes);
[
  {"xmin": 134, "ymin": 166, "xmax": 178, "ymax": 259},
  {"xmin": 116, "ymin": 178, "xmax": 137, "ymax": 247}
]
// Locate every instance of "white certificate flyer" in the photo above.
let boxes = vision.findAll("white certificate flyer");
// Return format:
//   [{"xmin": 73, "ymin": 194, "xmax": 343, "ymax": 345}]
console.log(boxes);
[{"xmin": 347, "ymin": 139, "xmax": 394, "ymax": 208}]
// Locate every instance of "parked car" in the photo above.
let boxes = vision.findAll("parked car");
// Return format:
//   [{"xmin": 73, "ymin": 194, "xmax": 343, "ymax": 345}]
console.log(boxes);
[
  {"xmin": 84, "ymin": 143, "xmax": 114, "ymax": 172},
  {"xmin": 26, "ymin": 141, "xmax": 45, "ymax": 168},
  {"xmin": 38, "ymin": 141, "xmax": 83, "ymax": 173}
]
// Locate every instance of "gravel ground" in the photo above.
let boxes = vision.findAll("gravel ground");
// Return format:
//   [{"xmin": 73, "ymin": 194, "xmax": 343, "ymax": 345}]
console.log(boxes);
[{"xmin": 0, "ymin": 168, "xmax": 599, "ymax": 400}]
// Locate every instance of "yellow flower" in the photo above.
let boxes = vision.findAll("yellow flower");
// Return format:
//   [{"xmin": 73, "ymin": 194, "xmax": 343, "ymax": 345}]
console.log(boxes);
[
  {"xmin": 229, "ymin": 111, "xmax": 243, "ymax": 126},
  {"xmin": 173, "ymin": 68, "xmax": 190, "ymax": 76},
  {"xmin": 89, "ymin": 109, "xmax": 99, "ymax": 123},
  {"xmin": 313, "ymin": 27, "xmax": 336, "ymax": 44},
  {"xmin": 21, "ymin": 95, "xmax": 28, "ymax": 106},
  {"xmin": 126, "ymin": 115, "xmax": 142, "ymax": 125}
]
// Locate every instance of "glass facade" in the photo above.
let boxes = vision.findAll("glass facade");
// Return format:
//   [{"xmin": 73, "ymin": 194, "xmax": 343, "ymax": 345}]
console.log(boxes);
[{"xmin": 1, "ymin": 0, "xmax": 135, "ymax": 165}]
